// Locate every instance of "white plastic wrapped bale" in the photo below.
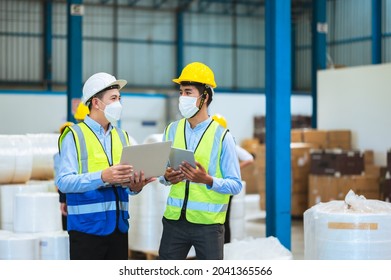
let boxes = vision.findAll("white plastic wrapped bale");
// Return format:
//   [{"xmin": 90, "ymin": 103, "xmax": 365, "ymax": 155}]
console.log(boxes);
[
  {"xmin": 128, "ymin": 180, "xmax": 170, "ymax": 252},
  {"xmin": 229, "ymin": 181, "xmax": 246, "ymax": 241},
  {"xmin": 13, "ymin": 192, "xmax": 62, "ymax": 233},
  {"xmin": 0, "ymin": 183, "xmax": 49, "ymax": 230},
  {"xmin": 27, "ymin": 133, "xmax": 59, "ymax": 180},
  {"xmin": 0, "ymin": 233, "xmax": 40, "ymax": 260},
  {"xmin": 0, "ymin": 135, "xmax": 33, "ymax": 184},
  {"xmin": 34, "ymin": 231, "xmax": 69, "ymax": 260},
  {"xmin": 224, "ymin": 236, "xmax": 293, "ymax": 260},
  {"xmin": 304, "ymin": 190, "xmax": 391, "ymax": 260}
]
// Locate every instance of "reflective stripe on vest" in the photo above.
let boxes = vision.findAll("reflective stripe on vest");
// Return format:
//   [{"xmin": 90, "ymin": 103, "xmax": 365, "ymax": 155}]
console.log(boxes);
[
  {"xmin": 163, "ymin": 118, "xmax": 230, "ymax": 224},
  {"xmin": 59, "ymin": 122, "xmax": 130, "ymax": 235}
]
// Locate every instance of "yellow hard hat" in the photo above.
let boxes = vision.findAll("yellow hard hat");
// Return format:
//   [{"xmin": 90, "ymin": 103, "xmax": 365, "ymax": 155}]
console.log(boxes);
[
  {"xmin": 74, "ymin": 102, "xmax": 89, "ymax": 121},
  {"xmin": 212, "ymin": 114, "xmax": 227, "ymax": 129},
  {"xmin": 173, "ymin": 62, "xmax": 217, "ymax": 89},
  {"xmin": 59, "ymin": 121, "xmax": 74, "ymax": 134}
]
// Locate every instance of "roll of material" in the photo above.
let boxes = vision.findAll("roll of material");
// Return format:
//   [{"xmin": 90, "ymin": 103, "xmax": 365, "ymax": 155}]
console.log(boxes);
[
  {"xmin": 0, "ymin": 233, "xmax": 39, "ymax": 260},
  {"xmin": 34, "ymin": 231, "xmax": 69, "ymax": 260},
  {"xmin": 13, "ymin": 192, "xmax": 61, "ymax": 233},
  {"xmin": 27, "ymin": 133, "xmax": 59, "ymax": 180},
  {"xmin": 230, "ymin": 218, "xmax": 246, "ymax": 241},
  {"xmin": 230, "ymin": 181, "xmax": 246, "ymax": 219},
  {"xmin": 0, "ymin": 135, "xmax": 33, "ymax": 184},
  {"xmin": 128, "ymin": 180, "xmax": 170, "ymax": 252},
  {"xmin": 0, "ymin": 183, "xmax": 49, "ymax": 230},
  {"xmin": 304, "ymin": 190, "xmax": 391, "ymax": 260}
]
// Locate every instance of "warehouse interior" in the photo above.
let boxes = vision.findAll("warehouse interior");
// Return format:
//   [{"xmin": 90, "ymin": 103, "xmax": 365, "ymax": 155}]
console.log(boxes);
[{"xmin": 0, "ymin": 0, "xmax": 391, "ymax": 261}]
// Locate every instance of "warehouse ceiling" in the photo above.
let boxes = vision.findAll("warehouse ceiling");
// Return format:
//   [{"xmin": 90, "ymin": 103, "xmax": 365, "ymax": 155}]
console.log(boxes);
[{"xmin": 53, "ymin": 0, "xmax": 313, "ymax": 19}]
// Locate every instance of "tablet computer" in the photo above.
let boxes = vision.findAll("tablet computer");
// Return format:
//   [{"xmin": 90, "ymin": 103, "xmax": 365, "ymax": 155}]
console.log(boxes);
[
  {"xmin": 169, "ymin": 147, "xmax": 196, "ymax": 170},
  {"xmin": 120, "ymin": 141, "xmax": 172, "ymax": 178}
]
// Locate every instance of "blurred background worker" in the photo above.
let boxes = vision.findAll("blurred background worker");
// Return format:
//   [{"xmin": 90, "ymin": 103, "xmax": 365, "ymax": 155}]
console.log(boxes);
[
  {"xmin": 54, "ymin": 102, "xmax": 90, "ymax": 231},
  {"xmin": 212, "ymin": 113, "xmax": 254, "ymax": 243}
]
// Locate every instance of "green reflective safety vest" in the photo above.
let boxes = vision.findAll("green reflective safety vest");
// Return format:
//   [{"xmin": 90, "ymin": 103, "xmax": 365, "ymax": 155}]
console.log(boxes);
[{"xmin": 163, "ymin": 118, "xmax": 230, "ymax": 225}]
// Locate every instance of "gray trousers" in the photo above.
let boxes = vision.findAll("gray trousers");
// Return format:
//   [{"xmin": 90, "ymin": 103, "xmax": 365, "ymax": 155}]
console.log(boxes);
[{"xmin": 158, "ymin": 217, "xmax": 224, "ymax": 260}]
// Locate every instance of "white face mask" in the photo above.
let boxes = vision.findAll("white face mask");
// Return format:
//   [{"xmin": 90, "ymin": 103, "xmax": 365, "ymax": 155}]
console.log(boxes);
[
  {"xmin": 99, "ymin": 100, "xmax": 122, "ymax": 123},
  {"xmin": 178, "ymin": 96, "xmax": 200, "ymax": 119}
]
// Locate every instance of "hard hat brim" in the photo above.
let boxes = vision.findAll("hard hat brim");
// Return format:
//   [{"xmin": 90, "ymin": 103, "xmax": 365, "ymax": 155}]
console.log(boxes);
[
  {"xmin": 82, "ymin": 79, "xmax": 127, "ymax": 105},
  {"xmin": 172, "ymin": 78, "xmax": 216, "ymax": 89}
]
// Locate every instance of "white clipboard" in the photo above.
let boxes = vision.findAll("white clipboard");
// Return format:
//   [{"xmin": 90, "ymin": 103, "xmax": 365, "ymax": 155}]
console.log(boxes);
[
  {"xmin": 169, "ymin": 147, "xmax": 196, "ymax": 170},
  {"xmin": 120, "ymin": 141, "xmax": 172, "ymax": 178}
]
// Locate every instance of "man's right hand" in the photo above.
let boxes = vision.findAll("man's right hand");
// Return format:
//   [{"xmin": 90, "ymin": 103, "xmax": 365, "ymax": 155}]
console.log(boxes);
[{"xmin": 101, "ymin": 164, "xmax": 133, "ymax": 185}]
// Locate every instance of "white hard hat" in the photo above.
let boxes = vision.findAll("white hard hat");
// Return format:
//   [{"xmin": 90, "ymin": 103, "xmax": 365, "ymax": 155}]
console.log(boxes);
[{"xmin": 82, "ymin": 72, "xmax": 127, "ymax": 105}]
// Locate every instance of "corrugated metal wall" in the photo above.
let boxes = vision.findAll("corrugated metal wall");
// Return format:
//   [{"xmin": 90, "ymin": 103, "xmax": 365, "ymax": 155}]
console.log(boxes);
[
  {"xmin": 1, "ymin": 0, "xmax": 390, "ymax": 91},
  {"xmin": 295, "ymin": 0, "xmax": 391, "ymax": 90},
  {"xmin": 327, "ymin": 0, "xmax": 372, "ymax": 67},
  {"xmin": 0, "ymin": 0, "xmax": 43, "ymax": 82}
]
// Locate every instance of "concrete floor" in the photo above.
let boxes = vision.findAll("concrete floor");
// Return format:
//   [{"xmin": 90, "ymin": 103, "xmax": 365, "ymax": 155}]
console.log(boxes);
[{"xmin": 244, "ymin": 214, "xmax": 304, "ymax": 260}]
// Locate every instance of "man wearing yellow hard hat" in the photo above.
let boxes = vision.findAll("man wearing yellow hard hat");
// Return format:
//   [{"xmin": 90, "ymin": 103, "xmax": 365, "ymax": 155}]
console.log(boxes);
[{"xmin": 158, "ymin": 62, "xmax": 243, "ymax": 260}]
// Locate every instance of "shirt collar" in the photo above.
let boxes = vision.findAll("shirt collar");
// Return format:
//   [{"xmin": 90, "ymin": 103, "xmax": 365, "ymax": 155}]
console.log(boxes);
[
  {"xmin": 84, "ymin": 115, "xmax": 113, "ymax": 135},
  {"xmin": 185, "ymin": 117, "xmax": 212, "ymax": 132}
]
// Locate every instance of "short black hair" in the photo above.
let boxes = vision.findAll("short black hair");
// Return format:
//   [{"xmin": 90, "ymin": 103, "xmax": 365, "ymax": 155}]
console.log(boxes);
[
  {"xmin": 87, "ymin": 85, "xmax": 120, "ymax": 110},
  {"xmin": 180, "ymin": 81, "xmax": 213, "ymax": 106}
]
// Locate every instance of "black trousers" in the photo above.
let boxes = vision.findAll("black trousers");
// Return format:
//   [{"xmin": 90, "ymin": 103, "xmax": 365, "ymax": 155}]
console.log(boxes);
[
  {"xmin": 69, "ymin": 230, "xmax": 128, "ymax": 260},
  {"xmin": 158, "ymin": 217, "xmax": 224, "ymax": 260}
]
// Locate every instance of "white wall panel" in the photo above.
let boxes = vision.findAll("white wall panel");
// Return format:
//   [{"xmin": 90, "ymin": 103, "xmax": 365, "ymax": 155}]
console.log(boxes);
[{"xmin": 318, "ymin": 63, "xmax": 391, "ymax": 165}]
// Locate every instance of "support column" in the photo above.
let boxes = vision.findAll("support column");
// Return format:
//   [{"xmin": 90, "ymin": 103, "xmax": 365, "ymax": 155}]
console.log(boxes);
[
  {"xmin": 265, "ymin": 0, "xmax": 292, "ymax": 250},
  {"xmin": 67, "ymin": 0, "xmax": 83, "ymax": 123}
]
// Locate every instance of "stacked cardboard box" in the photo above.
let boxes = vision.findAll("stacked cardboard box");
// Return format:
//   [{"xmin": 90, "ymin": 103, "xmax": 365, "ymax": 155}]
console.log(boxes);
[
  {"xmin": 309, "ymin": 149, "xmax": 364, "ymax": 176},
  {"xmin": 290, "ymin": 143, "xmax": 315, "ymax": 216},
  {"xmin": 308, "ymin": 174, "xmax": 380, "ymax": 207},
  {"xmin": 241, "ymin": 139, "xmax": 313, "ymax": 217},
  {"xmin": 327, "ymin": 130, "xmax": 351, "ymax": 150}
]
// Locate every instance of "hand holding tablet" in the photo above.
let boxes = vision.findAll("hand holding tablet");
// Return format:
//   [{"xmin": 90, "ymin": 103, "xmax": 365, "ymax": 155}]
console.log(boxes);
[{"xmin": 169, "ymin": 147, "xmax": 196, "ymax": 170}]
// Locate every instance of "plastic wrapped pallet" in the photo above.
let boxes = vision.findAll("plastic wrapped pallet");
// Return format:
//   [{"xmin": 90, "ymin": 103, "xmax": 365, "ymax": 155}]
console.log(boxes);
[
  {"xmin": 224, "ymin": 236, "xmax": 292, "ymax": 260},
  {"xmin": 304, "ymin": 190, "xmax": 391, "ymax": 259}
]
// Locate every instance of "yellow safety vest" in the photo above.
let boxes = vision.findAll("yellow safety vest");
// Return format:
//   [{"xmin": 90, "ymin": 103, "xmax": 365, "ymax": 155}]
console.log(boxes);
[
  {"xmin": 163, "ymin": 118, "xmax": 230, "ymax": 224},
  {"xmin": 59, "ymin": 122, "xmax": 130, "ymax": 235}
]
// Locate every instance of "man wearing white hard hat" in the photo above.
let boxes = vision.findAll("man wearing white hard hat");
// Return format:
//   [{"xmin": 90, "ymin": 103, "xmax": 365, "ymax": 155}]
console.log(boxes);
[{"xmin": 56, "ymin": 72, "xmax": 154, "ymax": 260}]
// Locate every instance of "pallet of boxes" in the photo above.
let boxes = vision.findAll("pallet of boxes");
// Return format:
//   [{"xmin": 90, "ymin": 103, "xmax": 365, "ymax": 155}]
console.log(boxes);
[
  {"xmin": 307, "ymin": 129, "xmax": 380, "ymax": 207},
  {"xmin": 240, "ymin": 135, "xmax": 314, "ymax": 218}
]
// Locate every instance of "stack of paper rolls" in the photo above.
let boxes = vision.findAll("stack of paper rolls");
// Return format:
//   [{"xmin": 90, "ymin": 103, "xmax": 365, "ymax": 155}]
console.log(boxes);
[
  {"xmin": 229, "ymin": 181, "xmax": 246, "ymax": 241},
  {"xmin": 128, "ymin": 180, "xmax": 170, "ymax": 252},
  {"xmin": 0, "ymin": 233, "xmax": 39, "ymax": 260},
  {"xmin": 27, "ymin": 133, "xmax": 59, "ymax": 180},
  {"xmin": 0, "ymin": 183, "xmax": 49, "ymax": 230},
  {"xmin": 0, "ymin": 135, "xmax": 33, "ymax": 184},
  {"xmin": 13, "ymin": 192, "xmax": 62, "ymax": 233}
]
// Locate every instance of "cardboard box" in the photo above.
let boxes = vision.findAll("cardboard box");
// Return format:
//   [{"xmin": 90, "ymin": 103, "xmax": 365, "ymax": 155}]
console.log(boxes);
[{"xmin": 302, "ymin": 129, "xmax": 328, "ymax": 149}]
